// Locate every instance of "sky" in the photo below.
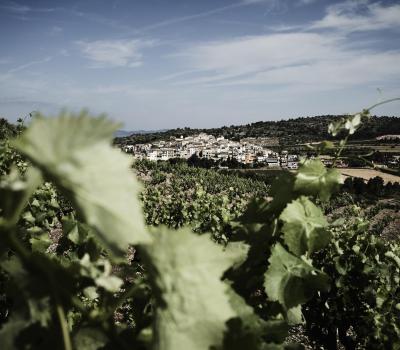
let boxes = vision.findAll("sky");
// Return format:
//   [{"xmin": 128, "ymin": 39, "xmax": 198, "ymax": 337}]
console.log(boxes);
[{"xmin": 0, "ymin": 0, "xmax": 400, "ymax": 130}]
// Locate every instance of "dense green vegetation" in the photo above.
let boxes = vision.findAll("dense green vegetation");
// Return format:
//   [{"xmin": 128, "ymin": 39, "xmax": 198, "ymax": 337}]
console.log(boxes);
[
  {"xmin": 304, "ymin": 201, "xmax": 400, "ymax": 349},
  {"xmin": 0, "ymin": 108, "xmax": 399, "ymax": 350},
  {"xmin": 136, "ymin": 159, "xmax": 269, "ymax": 242},
  {"xmin": 137, "ymin": 159, "xmax": 400, "ymax": 349},
  {"xmin": 115, "ymin": 115, "xmax": 400, "ymax": 146}
]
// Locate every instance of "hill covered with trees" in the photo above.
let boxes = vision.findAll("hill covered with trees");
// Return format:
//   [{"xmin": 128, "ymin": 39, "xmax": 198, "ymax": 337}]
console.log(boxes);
[{"xmin": 115, "ymin": 115, "xmax": 400, "ymax": 146}]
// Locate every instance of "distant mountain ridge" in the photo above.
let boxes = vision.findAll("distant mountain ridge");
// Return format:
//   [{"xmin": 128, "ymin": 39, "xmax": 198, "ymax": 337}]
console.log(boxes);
[{"xmin": 115, "ymin": 115, "xmax": 400, "ymax": 146}]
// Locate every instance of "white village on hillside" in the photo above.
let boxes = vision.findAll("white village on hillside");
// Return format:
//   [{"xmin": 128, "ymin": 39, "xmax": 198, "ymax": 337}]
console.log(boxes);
[{"xmin": 123, "ymin": 133, "xmax": 302, "ymax": 169}]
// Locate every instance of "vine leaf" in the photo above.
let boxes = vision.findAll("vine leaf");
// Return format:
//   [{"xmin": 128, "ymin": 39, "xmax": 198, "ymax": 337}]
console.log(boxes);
[
  {"xmin": 264, "ymin": 243, "xmax": 329, "ymax": 310},
  {"xmin": 328, "ymin": 119, "xmax": 346, "ymax": 137},
  {"xmin": 79, "ymin": 254, "xmax": 123, "ymax": 293},
  {"xmin": 267, "ymin": 172, "xmax": 296, "ymax": 215},
  {"xmin": 280, "ymin": 196, "xmax": 330, "ymax": 256},
  {"xmin": 12, "ymin": 113, "xmax": 151, "ymax": 254},
  {"xmin": 143, "ymin": 226, "xmax": 238, "ymax": 350},
  {"xmin": 345, "ymin": 114, "xmax": 361, "ymax": 135},
  {"xmin": 294, "ymin": 159, "xmax": 342, "ymax": 201}
]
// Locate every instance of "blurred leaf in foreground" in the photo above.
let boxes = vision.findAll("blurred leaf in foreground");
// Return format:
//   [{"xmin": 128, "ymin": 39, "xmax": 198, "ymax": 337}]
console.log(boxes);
[
  {"xmin": 12, "ymin": 112, "xmax": 151, "ymax": 255},
  {"xmin": 143, "ymin": 226, "xmax": 238, "ymax": 350}
]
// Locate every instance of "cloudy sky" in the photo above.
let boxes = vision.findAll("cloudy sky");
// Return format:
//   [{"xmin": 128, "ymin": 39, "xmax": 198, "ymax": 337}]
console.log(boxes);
[{"xmin": 0, "ymin": 0, "xmax": 399, "ymax": 129}]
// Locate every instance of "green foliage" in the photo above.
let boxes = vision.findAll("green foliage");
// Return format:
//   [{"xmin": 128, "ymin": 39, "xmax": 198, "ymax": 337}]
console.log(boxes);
[
  {"xmin": 264, "ymin": 243, "xmax": 329, "ymax": 311},
  {"xmin": 280, "ymin": 196, "xmax": 329, "ymax": 256},
  {"xmin": 138, "ymin": 160, "xmax": 269, "ymax": 242},
  {"xmin": 304, "ymin": 210, "xmax": 400, "ymax": 349},
  {"xmin": 0, "ymin": 119, "xmax": 26, "ymax": 176},
  {"xmin": 142, "ymin": 227, "xmax": 239, "ymax": 350},
  {"xmin": 0, "ymin": 104, "xmax": 398, "ymax": 350},
  {"xmin": 294, "ymin": 159, "xmax": 342, "ymax": 201},
  {"xmin": 13, "ymin": 112, "xmax": 151, "ymax": 255}
]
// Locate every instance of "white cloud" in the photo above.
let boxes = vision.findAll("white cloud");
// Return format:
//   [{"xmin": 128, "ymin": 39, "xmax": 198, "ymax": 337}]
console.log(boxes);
[
  {"xmin": 172, "ymin": 33, "xmax": 343, "ymax": 84},
  {"xmin": 77, "ymin": 39, "xmax": 155, "ymax": 68},
  {"xmin": 165, "ymin": 1, "xmax": 400, "ymax": 89},
  {"xmin": 137, "ymin": 3, "xmax": 246, "ymax": 32},
  {"xmin": 311, "ymin": 1, "xmax": 400, "ymax": 32},
  {"xmin": 242, "ymin": 0, "xmax": 316, "ymax": 6},
  {"xmin": 135, "ymin": 0, "xmax": 316, "ymax": 33},
  {"xmin": 0, "ymin": 1, "xmax": 54, "ymax": 14},
  {"xmin": 241, "ymin": 0, "xmax": 271, "ymax": 4},
  {"xmin": 7, "ymin": 57, "xmax": 53, "ymax": 74},
  {"xmin": 50, "ymin": 26, "xmax": 63, "ymax": 35},
  {"xmin": 168, "ymin": 29, "xmax": 400, "ymax": 92},
  {"xmin": 0, "ymin": 56, "xmax": 53, "ymax": 82},
  {"xmin": 84, "ymin": 84, "xmax": 159, "ymax": 96},
  {"xmin": 298, "ymin": 0, "xmax": 317, "ymax": 4},
  {"xmin": 212, "ymin": 51, "xmax": 400, "ymax": 91},
  {"xmin": 0, "ymin": 2, "xmax": 31, "ymax": 14}
]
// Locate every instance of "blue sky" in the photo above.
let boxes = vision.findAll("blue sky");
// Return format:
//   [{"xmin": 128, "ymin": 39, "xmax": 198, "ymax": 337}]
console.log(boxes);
[{"xmin": 0, "ymin": 0, "xmax": 399, "ymax": 130}]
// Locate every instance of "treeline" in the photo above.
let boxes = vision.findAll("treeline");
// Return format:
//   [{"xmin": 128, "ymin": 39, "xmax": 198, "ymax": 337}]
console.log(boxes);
[
  {"xmin": 343, "ymin": 176, "xmax": 400, "ymax": 197},
  {"xmin": 115, "ymin": 115, "xmax": 400, "ymax": 146}
]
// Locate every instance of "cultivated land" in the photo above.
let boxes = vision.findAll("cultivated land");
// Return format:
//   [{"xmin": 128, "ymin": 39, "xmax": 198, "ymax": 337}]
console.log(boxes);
[{"xmin": 339, "ymin": 167, "xmax": 400, "ymax": 183}]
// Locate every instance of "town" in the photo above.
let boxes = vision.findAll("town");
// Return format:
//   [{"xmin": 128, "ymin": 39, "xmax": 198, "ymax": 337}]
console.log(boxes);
[{"xmin": 122, "ymin": 133, "xmax": 301, "ymax": 169}]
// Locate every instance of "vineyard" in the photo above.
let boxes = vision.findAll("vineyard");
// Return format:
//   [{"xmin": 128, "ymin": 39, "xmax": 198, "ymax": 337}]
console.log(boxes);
[
  {"xmin": 0, "ymin": 107, "xmax": 399, "ymax": 350},
  {"xmin": 136, "ymin": 160, "xmax": 269, "ymax": 242}
]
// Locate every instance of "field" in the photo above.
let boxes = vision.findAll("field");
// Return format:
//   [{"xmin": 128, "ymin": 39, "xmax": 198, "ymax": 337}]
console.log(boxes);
[
  {"xmin": 339, "ymin": 167, "xmax": 400, "ymax": 183},
  {"xmin": 225, "ymin": 167, "xmax": 400, "ymax": 185}
]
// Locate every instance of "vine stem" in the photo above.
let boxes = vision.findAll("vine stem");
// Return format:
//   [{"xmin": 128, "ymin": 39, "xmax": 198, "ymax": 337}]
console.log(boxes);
[
  {"xmin": 332, "ymin": 135, "xmax": 349, "ymax": 168},
  {"xmin": 331, "ymin": 97, "xmax": 400, "ymax": 168},
  {"xmin": 55, "ymin": 297, "xmax": 73, "ymax": 350},
  {"xmin": 366, "ymin": 97, "xmax": 400, "ymax": 112}
]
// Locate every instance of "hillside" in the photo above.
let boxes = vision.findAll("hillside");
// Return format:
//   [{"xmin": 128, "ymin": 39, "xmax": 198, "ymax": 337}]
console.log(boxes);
[{"xmin": 115, "ymin": 115, "xmax": 400, "ymax": 146}]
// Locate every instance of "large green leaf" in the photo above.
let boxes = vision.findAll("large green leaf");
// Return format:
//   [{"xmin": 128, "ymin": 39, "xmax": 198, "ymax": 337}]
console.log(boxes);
[
  {"xmin": 264, "ymin": 243, "xmax": 329, "ymax": 310},
  {"xmin": 12, "ymin": 113, "xmax": 151, "ymax": 254},
  {"xmin": 280, "ymin": 196, "xmax": 330, "ymax": 256},
  {"xmin": 267, "ymin": 172, "xmax": 296, "ymax": 216},
  {"xmin": 294, "ymin": 159, "xmax": 342, "ymax": 201},
  {"xmin": 143, "ymin": 226, "xmax": 238, "ymax": 350}
]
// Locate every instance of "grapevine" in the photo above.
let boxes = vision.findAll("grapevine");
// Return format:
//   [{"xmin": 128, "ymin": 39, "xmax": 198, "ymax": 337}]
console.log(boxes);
[{"xmin": 0, "ymin": 102, "xmax": 398, "ymax": 349}]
